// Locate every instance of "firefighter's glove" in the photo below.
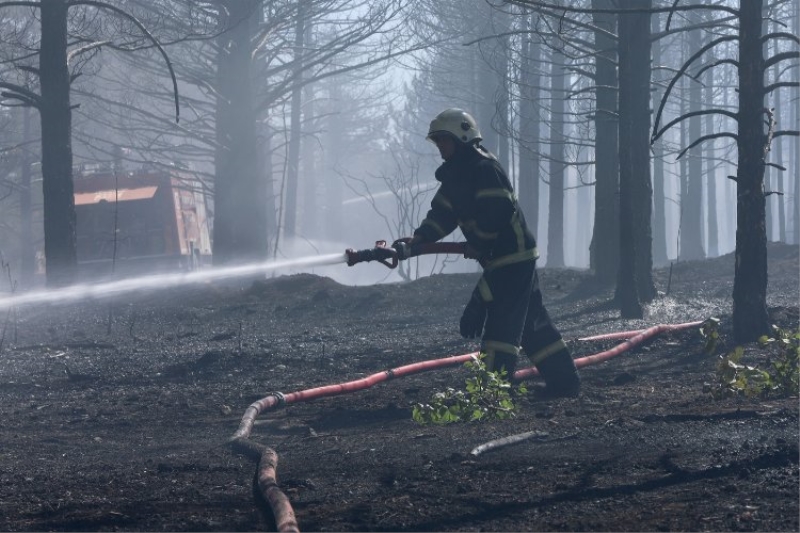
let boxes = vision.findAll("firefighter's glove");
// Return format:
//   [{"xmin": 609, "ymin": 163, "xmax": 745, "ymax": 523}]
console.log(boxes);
[
  {"xmin": 463, "ymin": 243, "xmax": 482, "ymax": 260},
  {"xmin": 460, "ymin": 293, "xmax": 487, "ymax": 339},
  {"xmin": 392, "ymin": 237, "xmax": 413, "ymax": 260}
]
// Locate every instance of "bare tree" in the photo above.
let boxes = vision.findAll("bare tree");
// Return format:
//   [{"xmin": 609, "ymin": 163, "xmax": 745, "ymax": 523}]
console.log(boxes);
[
  {"xmin": 652, "ymin": 0, "xmax": 800, "ymax": 342},
  {"xmin": 71, "ymin": 0, "xmax": 422, "ymax": 265},
  {"xmin": 0, "ymin": 0, "xmax": 178, "ymax": 286},
  {"xmin": 340, "ymin": 152, "xmax": 438, "ymax": 281},
  {"xmin": 678, "ymin": 12, "xmax": 706, "ymax": 262},
  {"xmin": 589, "ymin": 0, "xmax": 620, "ymax": 282},
  {"xmin": 546, "ymin": 45, "xmax": 567, "ymax": 268},
  {"xmin": 615, "ymin": 0, "xmax": 653, "ymax": 318}
]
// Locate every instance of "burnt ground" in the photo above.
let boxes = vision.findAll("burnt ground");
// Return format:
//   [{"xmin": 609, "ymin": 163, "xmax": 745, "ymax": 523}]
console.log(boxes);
[{"xmin": 0, "ymin": 243, "xmax": 798, "ymax": 532}]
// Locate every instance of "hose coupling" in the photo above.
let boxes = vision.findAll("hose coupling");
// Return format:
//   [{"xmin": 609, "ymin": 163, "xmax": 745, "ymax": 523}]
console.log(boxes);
[{"xmin": 268, "ymin": 391, "xmax": 286, "ymax": 406}]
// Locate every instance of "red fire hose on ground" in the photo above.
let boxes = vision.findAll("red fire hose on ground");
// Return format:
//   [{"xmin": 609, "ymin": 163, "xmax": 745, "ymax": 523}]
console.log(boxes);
[
  {"xmin": 229, "ymin": 316, "xmax": 707, "ymax": 532},
  {"xmin": 514, "ymin": 320, "xmax": 706, "ymax": 380}
]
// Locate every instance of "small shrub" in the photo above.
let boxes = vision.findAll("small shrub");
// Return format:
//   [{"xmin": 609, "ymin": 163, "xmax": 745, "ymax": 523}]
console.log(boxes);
[
  {"xmin": 698, "ymin": 317, "xmax": 722, "ymax": 355},
  {"xmin": 708, "ymin": 325, "xmax": 799, "ymax": 399},
  {"xmin": 758, "ymin": 325, "xmax": 800, "ymax": 395},
  {"xmin": 412, "ymin": 354, "xmax": 527, "ymax": 425}
]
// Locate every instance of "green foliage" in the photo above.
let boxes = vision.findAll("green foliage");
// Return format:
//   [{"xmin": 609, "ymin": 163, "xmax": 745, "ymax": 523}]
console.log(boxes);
[
  {"xmin": 412, "ymin": 355, "xmax": 527, "ymax": 425},
  {"xmin": 758, "ymin": 326, "xmax": 800, "ymax": 395},
  {"xmin": 708, "ymin": 324, "xmax": 799, "ymax": 399},
  {"xmin": 698, "ymin": 317, "xmax": 722, "ymax": 355}
]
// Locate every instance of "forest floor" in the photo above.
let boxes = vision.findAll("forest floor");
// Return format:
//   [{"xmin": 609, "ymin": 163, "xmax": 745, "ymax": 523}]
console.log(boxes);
[{"xmin": 0, "ymin": 243, "xmax": 797, "ymax": 532}]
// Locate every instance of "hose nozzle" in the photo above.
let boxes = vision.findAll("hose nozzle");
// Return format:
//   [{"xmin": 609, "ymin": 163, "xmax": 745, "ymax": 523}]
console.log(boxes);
[{"xmin": 345, "ymin": 240, "xmax": 399, "ymax": 269}]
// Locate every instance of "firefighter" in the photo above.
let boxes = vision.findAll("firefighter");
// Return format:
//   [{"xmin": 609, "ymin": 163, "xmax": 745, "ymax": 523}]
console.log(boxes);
[{"xmin": 397, "ymin": 108, "xmax": 580, "ymax": 398}]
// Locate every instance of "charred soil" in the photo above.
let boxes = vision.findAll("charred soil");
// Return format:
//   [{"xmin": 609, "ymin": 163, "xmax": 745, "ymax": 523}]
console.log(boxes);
[{"xmin": 0, "ymin": 244, "xmax": 798, "ymax": 532}]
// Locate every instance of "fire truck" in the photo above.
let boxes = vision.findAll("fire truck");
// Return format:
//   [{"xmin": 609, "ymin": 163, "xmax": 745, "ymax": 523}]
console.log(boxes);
[{"xmin": 73, "ymin": 166, "xmax": 212, "ymax": 277}]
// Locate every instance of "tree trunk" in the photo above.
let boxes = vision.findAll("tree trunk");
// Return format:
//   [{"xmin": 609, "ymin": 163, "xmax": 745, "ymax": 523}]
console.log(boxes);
[
  {"xmin": 576, "ymin": 148, "xmax": 592, "ymax": 267},
  {"xmin": 518, "ymin": 24, "xmax": 540, "ymax": 238},
  {"xmin": 680, "ymin": 24, "xmax": 706, "ymax": 261},
  {"xmin": 39, "ymin": 0, "xmax": 77, "ymax": 286},
  {"xmin": 616, "ymin": 0, "xmax": 654, "ymax": 316},
  {"xmin": 703, "ymin": 52, "xmax": 719, "ymax": 258},
  {"xmin": 324, "ymin": 79, "xmax": 344, "ymax": 240},
  {"xmin": 301, "ymin": 19, "xmax": 316, "ymax": 240},
  {"xmin": 284, "ymin": 0, "xmax": 306, "ymax": 241},
  {"xmin": 213, "ymin": 0, "xmax": 266, "ymax": 264},
  {"xmin": 632, "ymin": 2, "xmax": 655, "ymax": 302},
  {"xmin": 772, "ymin": 60, "xmax": 785, "ymax": 243},
  {"xmin": 495, "ymin": 9, "xmax": 510, "ymax": 171},
  {"xmin": 259, "ymin": 122, "xmax": 277, "ymax": 255},
  {"xmin": 650, "ymin": 11, "xmax": 669, "ymax": 266},
  {"xmin": 590, "ymin": 0, "xmax": 620, "ymax": 282},
  {"xmin": 19, "ymin": 105, "xmax": 35, "ymax": 286},
  {"xmin": 732, "ymin": 0, "xmax": 770, "ymax": 343},
  {"xmin": 546, "ymin": 47, "xmax": 566, "ymax": 268},
  {"xmin": 793, "ymin": 6, "xmax": 800, "ymax": 245},
  {"xmin": 764, "ymin": 7, "xmax": 775, "ymax": 242}
]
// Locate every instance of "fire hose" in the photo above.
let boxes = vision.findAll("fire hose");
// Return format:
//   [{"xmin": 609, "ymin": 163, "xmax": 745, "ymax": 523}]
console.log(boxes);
[{"xmin": 229, "ymin": 315, "xmax": 708, "ymax": 532}]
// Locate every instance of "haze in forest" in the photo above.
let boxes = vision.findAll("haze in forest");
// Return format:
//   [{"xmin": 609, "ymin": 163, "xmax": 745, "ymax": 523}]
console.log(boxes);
[{"xmin": 0, "ymin": 0, "xmax": 797, "ymax": 295}]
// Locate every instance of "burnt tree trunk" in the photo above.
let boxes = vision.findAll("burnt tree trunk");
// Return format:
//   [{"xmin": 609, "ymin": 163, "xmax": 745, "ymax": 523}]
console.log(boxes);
[
  {"xmin": 793, "ymin": 7, "xmax": 800, "ymax": 246},
  {"xmin": 772, "ymin": 58, "xmax": 786, "ymax": 243},
  {"xmin": 213, "ymin": 0, "xmax": 267, "ymax": 264},
  {"xmin": 651, "ymin": 11, "xmax": 669, "ymax": 266},
  {"xmin": 732, "ymin": 0, "xmax": 770, "ymax": 342},
  {"xmin": 475, "ymin": 3, "xmax": 498, "ymax": 154},
  {"xmin": 495, "ymin": 8, "xmax": 511, "ymax": 171},
  {"xmin": 518, "ymin": 23, "xmax": 541, "ymax": 238},
  {"xmin": 258, "ymin": 122, "xmax": 277, "ymax": 255},
  {"xmin": 19, "ymin": 105, "xmax": 35, "ymax": 286},
  {"xmin": 284, "ymin": 0, "xmax": 305, "ymax": 241},
  {"xmin": 680, "ymin": 17, "xmax": 706, "ymax": 261},
  {"xmin": 704, "ymin": 66, "xmax": 719, "ymax": 258},
  {"xmin": 616, "ymin": 0, "xmax": 654, "ymax": 317},
  {"xmin": 630, "ymin": 3, "xmax": 655, "ymax": 303},
  {"xmin": 590, "ymin": 0, "xmax": 620, "ymax": 282},
  {"xmin": 546, "ymin": 47, "xmax": 566, "ymax": 268},
  {"xmin": 301, "ymin": 19, "xmax": 316, "ymax": 240},
  {"xmin": 40, "ymin": 0, "xmax": 77, "ymax": 286},
  {"xmin": 324, "ymin": 78, "xmax": 344, "ymax": 240}
]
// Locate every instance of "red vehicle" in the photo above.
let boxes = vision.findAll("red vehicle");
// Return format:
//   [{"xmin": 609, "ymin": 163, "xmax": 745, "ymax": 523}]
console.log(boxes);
[{"xmin": 73, "ymin": 166, "xmax": 212, "ymax": 277}]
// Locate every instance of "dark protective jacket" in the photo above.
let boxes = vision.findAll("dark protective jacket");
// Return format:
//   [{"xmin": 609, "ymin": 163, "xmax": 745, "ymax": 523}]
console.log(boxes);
[{"xmin": 413, "ymin": 144, "xmax": 538, "ymax": 270}]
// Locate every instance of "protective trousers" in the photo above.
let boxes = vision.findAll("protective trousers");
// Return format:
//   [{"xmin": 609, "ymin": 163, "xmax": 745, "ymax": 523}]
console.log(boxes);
[{"xmin": 476, "ymin": 260, "xmax": 580, "ymax": 395}]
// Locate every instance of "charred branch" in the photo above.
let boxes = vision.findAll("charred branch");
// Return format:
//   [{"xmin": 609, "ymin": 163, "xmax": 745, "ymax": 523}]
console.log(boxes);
[
  {"xmin": 676, "ymin": 133, "xmax": 738, "ymax": 161},
  {"xmin": 761, "ymin": 31, "xmax": 800, "ymax": 45},
  {"xmin": 0, "ymin": 81, "xmax": 40, "ymax": 107},
  {"xmin": 506, "ymin": 0, "xmax": 738, "ymax": 18},
  {"xmin": 694, "ymin": 58, "xmax": 738, "ymax": 79},
  {"xmin": 765, "ymin": 51, "xmax": 800, "ymax": 71},
  {"xmin": 765, "ymin": 80, "xmax": 800, "ymax": 94},
  {"xmin": 652, "ymin": 109, "xmax": 738, "ymax": 144},
  {"xmin": 67, "ymin": 0, "xmax": 180, "ymax": 123},
  {"xmin": 652, "ymin": 36, "xmax": 737, "ymax": 143}
]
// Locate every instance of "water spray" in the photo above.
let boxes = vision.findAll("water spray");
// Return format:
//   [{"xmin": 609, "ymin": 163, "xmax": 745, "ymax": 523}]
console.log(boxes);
[
  {"xmin": 0, "ymin": 253, "xmax": 347, "ymax": 309},
  {"xmin": 0, "ymin": 239, "xmax": 471, "ymax": 310}
]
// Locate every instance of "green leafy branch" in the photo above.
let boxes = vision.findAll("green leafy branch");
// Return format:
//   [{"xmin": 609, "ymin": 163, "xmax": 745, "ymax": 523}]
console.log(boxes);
[
  {"xmin": 699, "ymin": 317, "xmax": 722, "ymax": 355},
  {"xmin": 412, "ymin": 355, "xmax": 527, "ymax": 425},
  {"xmin": 707, "ymin": 324, "xmax": 799, "ymax": 399}
]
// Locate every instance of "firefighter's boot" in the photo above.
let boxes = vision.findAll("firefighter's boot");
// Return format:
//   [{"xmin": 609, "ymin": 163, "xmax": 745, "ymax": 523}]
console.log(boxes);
[{"xmin": 533, "ymin": 349, "xmax": 580, "ymax": 399}]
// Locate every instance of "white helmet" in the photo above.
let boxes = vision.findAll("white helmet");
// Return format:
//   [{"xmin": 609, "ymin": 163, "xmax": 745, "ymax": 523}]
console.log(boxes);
[{"xmin": 426, "ymin": 108, "xmax": 482, "ymax": 144}]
